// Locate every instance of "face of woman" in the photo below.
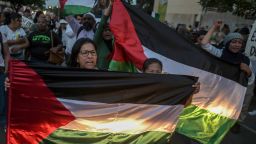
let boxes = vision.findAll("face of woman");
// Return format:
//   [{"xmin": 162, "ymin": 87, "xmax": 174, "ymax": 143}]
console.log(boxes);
[
  {"xmin": 228, "ymin": 39, "xmax": 243, "ymax": 53},
  {"xmin": 144, "ymin": 63, "xmax": 162, "ymax": 74},
  {"xmin": 77, "ymin": 43, "xmax": 97, "ymax": 69}
]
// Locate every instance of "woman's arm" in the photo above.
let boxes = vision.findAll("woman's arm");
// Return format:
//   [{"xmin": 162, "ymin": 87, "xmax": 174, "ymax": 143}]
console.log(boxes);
[{"xmin": 201, "ymin": 21, "xmax": 223, "ymax": 57}]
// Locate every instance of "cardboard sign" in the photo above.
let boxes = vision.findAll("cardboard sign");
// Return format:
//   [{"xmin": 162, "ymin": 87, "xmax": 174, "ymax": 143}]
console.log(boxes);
[{"xmin": 245, "ymin": 21, "xmax": 256, "ymax": 60}]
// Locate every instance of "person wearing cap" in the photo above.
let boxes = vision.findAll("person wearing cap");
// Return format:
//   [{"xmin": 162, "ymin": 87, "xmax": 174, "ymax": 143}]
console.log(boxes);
[
  {"xmin": 201, "ymin": 21, "xmax": 254, "ymax": 84},
  {"xmin": 58, "ymin": 19, "xmax": 68, "ymax": 49},
  {"xmin": 201, "ymin": 21, "xmax": 255, "ymax": 133},
  {"xmin": 66, "ymin": 12, "xmax": 96, "ymax": 40}
]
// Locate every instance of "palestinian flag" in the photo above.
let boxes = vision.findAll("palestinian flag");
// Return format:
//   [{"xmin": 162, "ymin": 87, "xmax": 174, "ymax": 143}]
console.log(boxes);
[
  {"xmin": 109, "ymin": 0, "xmax": 248, "ymax": 143},
  {"xmin": 7, "ymin": 60, "xmax": 197, "ymax": 144},
  {"xmin": 61, "ymin": 0, "xmax": 95, "ymax": 15}
]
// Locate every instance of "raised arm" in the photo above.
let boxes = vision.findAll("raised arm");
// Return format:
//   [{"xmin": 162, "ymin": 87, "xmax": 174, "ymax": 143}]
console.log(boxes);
[
  {"xmin": 66, "ymin": 16, "xmax": 81, "ymax": 34},
  {"xmin": 201, "ymin": 21, "xmax": 221, "ymax": 45},
  {"xmin": 200, "ymin": 21, "xmax": 223, "ymax": 57},
  {"xmin": 94, "ymin": 0, "xmax": 113, "ymax": 43}
]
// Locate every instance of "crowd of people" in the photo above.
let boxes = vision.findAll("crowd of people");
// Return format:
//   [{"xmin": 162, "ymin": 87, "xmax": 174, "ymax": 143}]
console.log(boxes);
[{"xmin": 0, "ymin": 0, "xmax": 255, "ymax": 137}]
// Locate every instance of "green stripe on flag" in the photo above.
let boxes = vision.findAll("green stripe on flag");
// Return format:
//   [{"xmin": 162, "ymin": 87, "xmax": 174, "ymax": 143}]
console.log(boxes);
[
  {"xmin": 176, "ymin": 105, "xmax": 236, "ymax": 144},
  {"xmin": 64, "ymin": 5, "xmax": 91, "ymax": 15},
  {"xmin": 40, "ymin": 129, "xmax": 172, "ymax": 144},
  {"xmin": 109, "ymin": 60, "xmax": 138, "ymax": 72}
]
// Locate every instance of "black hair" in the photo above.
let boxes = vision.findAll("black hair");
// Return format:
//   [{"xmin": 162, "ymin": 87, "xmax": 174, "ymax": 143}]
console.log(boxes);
[
  {"xmin": 6, "ymin": 12, "xmax": 22, "ymax": 25},
  {"xmin": 239, "ymin": 27, "xmax": 250, "ymax": 35},
  {"xmin": 142, "ymin": 58, "xmax": 163, "ymax": 72},
  {"xmin": 33, "ymin": 11, "xmax": 43, "ymax": 23},
  {"xmin": 24, "ymin": 9, "xmax": 31, "ymax": 13},
  {"xmin": 68, "ymin": 38, "xmax": 97, "ymax": 67},
  {"xmin": 75, "ymin": 14, "xmax": 83, "ymax": 19},
  {"xmin": 3, "ymin": 11, "xmax": 11, "ymax": 25}
]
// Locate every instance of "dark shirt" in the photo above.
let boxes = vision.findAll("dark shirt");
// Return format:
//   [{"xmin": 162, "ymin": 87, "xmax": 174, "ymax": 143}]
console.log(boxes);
[{"xmin": 28, "ymin": 31, "xmax": 61, "ymax": 61}]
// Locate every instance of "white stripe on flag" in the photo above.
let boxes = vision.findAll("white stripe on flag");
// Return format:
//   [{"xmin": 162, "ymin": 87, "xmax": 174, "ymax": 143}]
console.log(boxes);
[
  {"xmin": 58, "ymin": 98, "xmax": 184, "ymax": 134},
  {"xmin": 65, "ymin": 0, "xmax": 95, "ymax": 7}
]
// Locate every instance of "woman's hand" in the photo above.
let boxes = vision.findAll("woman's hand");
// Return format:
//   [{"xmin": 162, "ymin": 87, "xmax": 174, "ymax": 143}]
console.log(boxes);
[
  {"xmin": 192, "ymin": 82, "xmax": 200, "ymax": 94},
  {"xmin": 104, "ymin": 0, "xmax": 114, "ymax": 16},
  {"xmin": 213, "ymin": 20, "xmax": 222, "ymax": 31},
  {"xmin": 4, "ymin": 77, "xmax": 10, "ymax": 91},
  {"xmin": 240, "ymin": 63, "xmax": 252, "ymax": 77}
]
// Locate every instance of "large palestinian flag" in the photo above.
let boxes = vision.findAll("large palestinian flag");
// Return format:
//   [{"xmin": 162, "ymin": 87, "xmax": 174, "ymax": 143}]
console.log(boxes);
[
  {"xmin": 7, "ymin": 60, "xmax": 197, "ymax": 144},
  {"xmin": 109, "ymin": 0, "xmax": 248, "ymax": 143}
]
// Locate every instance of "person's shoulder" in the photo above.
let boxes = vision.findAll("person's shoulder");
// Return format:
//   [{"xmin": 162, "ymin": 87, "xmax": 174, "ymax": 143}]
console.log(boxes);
[
  {"xmin": 0, "ymin": 25, "xmax": 8, "ymax": 33},
  {"xmin": 18, "ymin": 28, "xmax": 26, "ymax": 34}
]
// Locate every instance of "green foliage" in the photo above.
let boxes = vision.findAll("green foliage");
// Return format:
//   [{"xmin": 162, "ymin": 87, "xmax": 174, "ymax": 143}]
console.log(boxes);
[{"xmin": 199, "ymin": 0, "xmax": 256, "ymax": 19}]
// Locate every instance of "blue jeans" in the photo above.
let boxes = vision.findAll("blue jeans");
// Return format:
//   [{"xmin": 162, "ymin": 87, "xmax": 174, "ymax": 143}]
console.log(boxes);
[{"xmin": 0, "ymin": 72, "xmax": 6, "ymax": 126}]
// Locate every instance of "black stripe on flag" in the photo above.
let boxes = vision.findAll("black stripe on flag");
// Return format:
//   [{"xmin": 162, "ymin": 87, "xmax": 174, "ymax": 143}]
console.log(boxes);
[{"xmin": 30, "ymin": 63, "xmax": 197, "ymax": 105}]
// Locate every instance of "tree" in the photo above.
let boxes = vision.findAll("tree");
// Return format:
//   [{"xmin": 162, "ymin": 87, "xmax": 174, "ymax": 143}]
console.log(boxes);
[
  {"xmin": 3, "ymin": 0, "xmax": 45, "ymax": 12},
  {"xmin": 199, "ymin": 0, "xmax": 256, "ymax": 19}
]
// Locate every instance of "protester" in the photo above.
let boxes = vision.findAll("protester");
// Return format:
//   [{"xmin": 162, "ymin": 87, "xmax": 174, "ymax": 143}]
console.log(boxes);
[
  {"xmin": 66, "ymin": 12, "xmax": 96, "ymax": 40},
  {"xmin": 142, "ymin": 58, "xmax": 163, "ymax": 74},
  {"xmin": 58, "ymin": 19, "xmax": 68, "ymax": 49},
  {"xmin": 94, "ymin": 0, "xmax": 114, "ymax": 70},
  {"xmin": 65, "ymin": 15, "xmax": 83, "ymax": 63},
  {"xmin": 201, "ymin": 21, "xmax": 254, "ymax": 84},
  {"xmin": 201, "ymin": 20, "xmax": 255, "ymax": 133},
  {"xmin": 92, "ymin": 0, "xmax": 108, "ymax": 18},
  {"xmin": 30, "ymin": 11, "xmax": 45, "ymax": 32},
  {"xmin": 33, "ymin": 11, "xmax": 44, "ymax": 24},
  {"xmin": 0, "ymin": 12, "xmax": 29, "ymax": 60},
  {"xmin": 23, "ymin": 9, "xmax": 32, "ymax": 19},
  {"xmin": 68, "ymin": 38, "xmax": 98, "ymax": 69},
  {"xmin": 142, "ymin": 58, "xmax": 200, "ymax": 94},
  {"xmin": 221, "ymin": 24, "xmax": 230, "ymax": 36},
  {"xmin": 27, "ymin": 17, "xmax": 62, "ymax": 63}
]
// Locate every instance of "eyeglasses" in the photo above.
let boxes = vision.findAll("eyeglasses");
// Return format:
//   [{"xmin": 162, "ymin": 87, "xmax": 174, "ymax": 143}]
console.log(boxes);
[{"xmin": 79, "ymin": 50, "xmax": 97, "ymax": 57}]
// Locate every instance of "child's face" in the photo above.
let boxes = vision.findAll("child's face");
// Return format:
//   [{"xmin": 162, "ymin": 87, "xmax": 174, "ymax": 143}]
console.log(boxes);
[{"xmin": 144, "ymin": 63, "xmax": 162, "ymax": 74}]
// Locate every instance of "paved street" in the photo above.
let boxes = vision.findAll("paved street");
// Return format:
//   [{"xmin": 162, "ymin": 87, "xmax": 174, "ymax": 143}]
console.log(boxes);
[{"xmin": 172, "ymin": 99, "xmax": 256, "ymax": 144}]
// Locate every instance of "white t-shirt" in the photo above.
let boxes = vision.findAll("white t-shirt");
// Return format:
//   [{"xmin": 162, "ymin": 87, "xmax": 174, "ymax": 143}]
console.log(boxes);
[
  {"xmin": 0, "ymin": 25, "xmax": 26, "ymax": 55},
  {"xmin": 0, "ymin": 33, "xmax": 7, "ymax": 67}
]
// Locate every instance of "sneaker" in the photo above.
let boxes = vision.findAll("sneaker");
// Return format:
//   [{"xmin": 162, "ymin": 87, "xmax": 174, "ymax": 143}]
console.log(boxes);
[{"xmin": 248, "ymin": 110, "xmax": 256, "ymax": 116}]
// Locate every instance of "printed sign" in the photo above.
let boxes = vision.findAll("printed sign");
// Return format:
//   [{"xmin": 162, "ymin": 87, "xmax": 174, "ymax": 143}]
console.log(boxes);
[{"xmin": 245, "ymin": 21, "xmax": 256, "ymax": 60}]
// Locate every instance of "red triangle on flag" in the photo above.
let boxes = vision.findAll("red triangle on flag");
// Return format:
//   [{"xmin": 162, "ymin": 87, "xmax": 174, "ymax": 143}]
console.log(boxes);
[{"xmin": 7, "ymin": 60, "xmax": 75, "ymax": 144}]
